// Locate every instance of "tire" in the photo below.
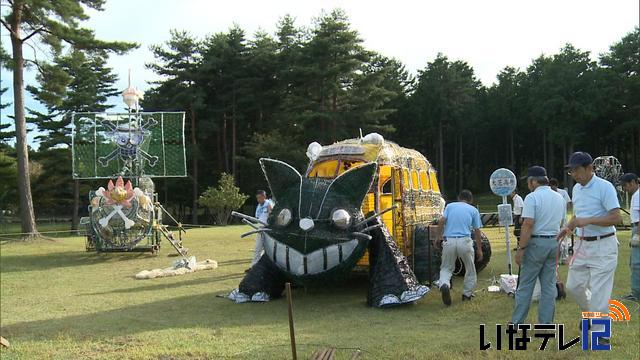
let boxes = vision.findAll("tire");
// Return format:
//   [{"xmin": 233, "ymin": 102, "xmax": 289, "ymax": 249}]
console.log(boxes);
[{"xmin": 453, "ymin": 232, "xmax": 492, "ymax": 276}]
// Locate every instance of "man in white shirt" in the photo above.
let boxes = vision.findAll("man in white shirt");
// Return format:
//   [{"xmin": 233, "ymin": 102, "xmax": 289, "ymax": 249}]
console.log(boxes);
[
  {"xmin": 620, "ymin": 173, "xmax": 639, "ymax": 301},
  {"xmin": 550, "ymin": 178, "xmax": 572, "ymax": 211},
  {"xmin": 249, "ymin": 190, "xmax": 273, "ymax": 270},
  {"xmin": 557, "ymin": 152, "xmax": 622, "ymax": 340},
  {"xmin": 510, "ymin": 190, "xmax": 524, "ymax": 246}
]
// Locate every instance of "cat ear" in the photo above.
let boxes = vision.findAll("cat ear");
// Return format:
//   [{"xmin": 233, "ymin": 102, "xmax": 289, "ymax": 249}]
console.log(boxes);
[
  {"xmin": 259, "ymin": 158, "xmax": 302, "ymax": 204},
  {"xmin": 318, "ymin": 162, "xmax": 377, "ymax": 216}
]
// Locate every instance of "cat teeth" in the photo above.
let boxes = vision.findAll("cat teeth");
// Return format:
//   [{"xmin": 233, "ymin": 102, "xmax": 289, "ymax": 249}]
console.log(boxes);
[{"xmin": 262, "ymin": 234, "xmax": 358, "ymax": 276}]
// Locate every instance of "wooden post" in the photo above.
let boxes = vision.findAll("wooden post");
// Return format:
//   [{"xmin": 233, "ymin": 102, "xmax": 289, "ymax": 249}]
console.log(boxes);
[{"xmin": 286, "ymin": 282, "xmax": 297, "ymax": 360}]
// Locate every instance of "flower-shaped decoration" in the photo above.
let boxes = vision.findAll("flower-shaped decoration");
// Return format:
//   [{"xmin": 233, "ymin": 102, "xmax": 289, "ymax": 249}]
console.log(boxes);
[{"xmin": 100, "ymin": 176, "xmax": 135, "ymax": 208}]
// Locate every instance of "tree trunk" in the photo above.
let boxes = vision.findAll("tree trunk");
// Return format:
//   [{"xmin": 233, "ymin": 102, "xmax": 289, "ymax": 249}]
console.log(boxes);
[
  {"xmin": 9, "ymin": 4, "xmax": 39, "ymax": 238},
  {"xmin": 438, "ymin": 119, "xmax": 444, "ymax": 188},
  {"xmin": 567, "ymin": 141, "xmax": 575, "ymax": 191},
  {"xmin": 222, "ymin": 113, "xmax": 229, "ymax": 172},
  {"xmin": 72, "ymin": 180, "xmax": 80, "ymax": 230},
  {"xmin": 562, "ymin": 143, "xmax": 568, "ymax": 188},
  {"xmin": 231, "ymin": 89, "xmax": 237, "ymax": 177},
  {"xmin": 509, "ymin": 126, "xmax": 515, "ymax": 170},
  {"xmin": 332, "ymin": 90, "xmax": 337, "ymax": 141},
  {"xmin": 216, "ymin": 130, "xmax": 224, "ymax": 173},
  {"xmin": 458, "ymin": 133, "xmax": 463, "ymax": 193},
  {"xmin": 542, "ymin": 129, "xmax": 548, "ymax": 170},
  {"xmin": 453, "ymin": 134, "xmax": 458, "ymax": 192},
  {"xmin": 190, "ymin": 105, "xmax": 198, "ymax": 225},
  {"xmin": 164, "ymin": 178, "xmax": 168, "ymax": 205},
  {"xmin": 548, "ymin": 142, "xmax": 555, "ymax": 178}
]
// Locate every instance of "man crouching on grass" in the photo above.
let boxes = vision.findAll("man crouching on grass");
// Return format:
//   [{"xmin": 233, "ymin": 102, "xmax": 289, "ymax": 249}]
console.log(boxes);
[{"xmin": 436, "ymin": 190, "xmax": 483, "ymax": 305}]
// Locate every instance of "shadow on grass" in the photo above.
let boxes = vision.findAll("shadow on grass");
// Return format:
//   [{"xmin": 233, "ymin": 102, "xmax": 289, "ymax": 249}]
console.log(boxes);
[
  {"xmin": 0, "ymin": 251, "xmax": 151, "ymax": 272},
  {"xmin": 0, "ymin": 276, "xmax": 373, "ymax": 343},
  {"xmin": 84, "ymin": 273, "xmax": 246, "ymax": 296}
]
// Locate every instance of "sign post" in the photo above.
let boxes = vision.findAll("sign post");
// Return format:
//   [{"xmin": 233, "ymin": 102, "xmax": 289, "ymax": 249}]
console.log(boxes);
[{"xmin": 489, "ymin": 168, "xmax": 517, "ymax": 275}]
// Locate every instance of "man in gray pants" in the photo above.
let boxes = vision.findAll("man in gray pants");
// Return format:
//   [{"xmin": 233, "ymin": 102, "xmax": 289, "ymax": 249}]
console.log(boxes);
[
  {"xmin": 512, "ymin": 166, "xmax": 566, "ymax": 324},
  {"xmin": 436, "ymin": 190, "xmax": 483, "ymax": 305}
]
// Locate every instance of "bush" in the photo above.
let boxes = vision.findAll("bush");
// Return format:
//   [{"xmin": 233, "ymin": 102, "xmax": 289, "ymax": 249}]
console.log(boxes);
[{"xmin": 198, "ymin": 173, "xmax": 248, "ymax": 225}]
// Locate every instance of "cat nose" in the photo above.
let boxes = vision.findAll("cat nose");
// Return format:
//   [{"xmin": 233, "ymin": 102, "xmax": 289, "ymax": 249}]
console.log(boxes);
[{"xmin": 299, "ymin": 217, "xmax": 315, "ymax": 232}]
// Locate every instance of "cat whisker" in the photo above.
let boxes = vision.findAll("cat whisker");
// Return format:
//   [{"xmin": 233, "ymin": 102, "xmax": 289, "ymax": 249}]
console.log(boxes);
[
  {"xmin": 242, "ymin": 218, "xmax": 262, "ymax": 229},
  {"xmin": 231, "ymin": 211, "xmax": 268, "ymax": 226},
  {"xmin": 360, "ymin": 223, "xmax": 384, "ymax": 233},
  {"xmin": 241, "ymin": 228, "xmax": 272, "ymax": 238},
  {"xmin": 351, "ymin": 232, "xmax": 372, "ymax": 241},
  {"xmin": 355, "ymin": 205, "xmax": 397, "ymax": 227}
]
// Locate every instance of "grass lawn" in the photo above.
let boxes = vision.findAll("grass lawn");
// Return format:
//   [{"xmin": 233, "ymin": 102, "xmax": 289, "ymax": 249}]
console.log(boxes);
[{"xmin": 1, "ymin": 226, "xmax": 638, "ymax": 359}]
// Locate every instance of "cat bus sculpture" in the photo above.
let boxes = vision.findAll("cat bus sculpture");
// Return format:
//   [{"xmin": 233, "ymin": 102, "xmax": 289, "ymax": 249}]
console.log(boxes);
[{"xmin": 228, "ymin": 133, "xmax": 491, "ymax": 307}]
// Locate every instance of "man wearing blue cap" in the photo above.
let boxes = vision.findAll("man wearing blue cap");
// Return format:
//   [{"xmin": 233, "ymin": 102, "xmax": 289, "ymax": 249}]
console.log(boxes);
[
  {"xmin": 620, "ymin": 173, "xmax": 639, "ymax": 301},
  {"xmin": 436, "ymin": 190, "xmax": 483, "ymax": 305},
  {"xmin": 558, "ymin": 152, "xmax": 622, "ymax": 339},
  {"xmin": 512, "ymin": 166, "xmax": 566, "ymax": 325}
]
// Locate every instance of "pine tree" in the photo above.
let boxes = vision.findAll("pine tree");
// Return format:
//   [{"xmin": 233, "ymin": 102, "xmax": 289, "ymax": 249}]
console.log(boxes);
[
  {"xmin": 1, "ymin": 0, "xmax": 136, "ymax": 239},
  {"xmin": 145, "ymin": 30, "xmax": 204, "ymax": 224},
  {"xmin": 27, "ymin": 49, "xmax": 119, "ymax": 229}
]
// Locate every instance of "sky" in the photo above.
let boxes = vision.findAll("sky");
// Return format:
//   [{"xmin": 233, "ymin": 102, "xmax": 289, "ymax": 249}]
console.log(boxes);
[{"xmin": 1, "ymin": 0, "xmax": 639, "ymax": 146}]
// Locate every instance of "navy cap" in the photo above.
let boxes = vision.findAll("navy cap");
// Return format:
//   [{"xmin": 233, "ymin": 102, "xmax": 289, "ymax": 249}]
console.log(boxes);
[
  {"xmin": 521, "ymin": 166, "xmax": 547, "ymax": 180},
  {"xmin": 620, "ymin": 173, "xmax": 639, "ymax": 183},
  {"xmin": 565, "ymin": 151, "xmax": 593, "ymax": 169}
]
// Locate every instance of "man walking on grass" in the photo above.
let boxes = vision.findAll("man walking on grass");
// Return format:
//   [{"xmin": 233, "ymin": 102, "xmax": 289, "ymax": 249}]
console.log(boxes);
[
  {"xmin": 557, "ymin": 152, "xmax": 621, "ymax": 343},
  {"xmin": 620, "ymin": 173, "xmax": 639, "ymax": 302},
  {"xmin": 436, "ymin": 190, "xmax": 483, "ymax": 305},
  {"xmin": 247, "ymin": 190, "xmax": 273, "ymax": 272},
  {"xmin": 511, "ymin": 166, "xmax": 566, "ymax": 325}
]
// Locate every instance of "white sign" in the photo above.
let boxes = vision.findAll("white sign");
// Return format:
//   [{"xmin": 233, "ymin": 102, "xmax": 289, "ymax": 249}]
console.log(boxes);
[
  {"xmin": 498, "ymin": 204, "xmax": 513, "ymax": 226},
  {"xmin": 489, "ymin": 168, "xmax": 517, "ymax": 197}
]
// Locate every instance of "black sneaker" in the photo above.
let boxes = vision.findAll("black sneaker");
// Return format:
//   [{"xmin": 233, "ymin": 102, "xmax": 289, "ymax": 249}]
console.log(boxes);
[
  {"xmin": 462, "ymin": 294, "xmax": 474, "ymax": 301},
  {"xmin": 440, "ymin": 284, "xmax": 451, "ymax": 306}
]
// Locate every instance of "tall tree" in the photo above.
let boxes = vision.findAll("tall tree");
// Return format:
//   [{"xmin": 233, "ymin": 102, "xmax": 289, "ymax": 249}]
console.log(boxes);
[
  {"xmin": 599, "ymin": 27, "xmax": 640, "ymax": 172},
  {"xmin": 145, "ymin": 30, "xmax": 203, "ymax": 224},
  {"xmin": 409, "ymin": 54, "xmax": 481, "ymax": 192},
  {"xmin": 1, "ymin": 0, "xmax": 136, "ymax": 239},
  {"xmin": 28, "ymin": 49, "xmax": 119, "ymax": 229}
]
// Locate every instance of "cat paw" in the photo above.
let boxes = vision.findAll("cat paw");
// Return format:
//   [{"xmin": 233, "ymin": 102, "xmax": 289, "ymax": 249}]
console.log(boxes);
[
  {"xmin": 227, "ymin": 289, "xmax": 271, "ymax": 303},
  {"xmin": 377, "ymin": 285, "xmax": 429, "ymax": 307}
]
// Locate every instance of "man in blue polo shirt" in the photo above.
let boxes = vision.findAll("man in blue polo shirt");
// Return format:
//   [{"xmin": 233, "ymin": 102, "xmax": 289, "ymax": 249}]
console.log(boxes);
[
  {"xmin": 557, "ymin": 152, "xmax": 622, "ymax": 338},
  {"xmin": 512, "ymin": 166, "xmax": 566, "ymax": 325},
  {"xmin": 436, "ymin": 190, "xmax": 483, "ymax": 305},
  {"xmin": 620, "ymin": 173, "xmax": 639, "ymax": 301}
]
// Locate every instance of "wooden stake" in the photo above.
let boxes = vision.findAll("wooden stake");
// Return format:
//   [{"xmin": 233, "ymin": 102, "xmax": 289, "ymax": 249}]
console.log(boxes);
[{"xmin": 286, "ymin": 282, "xmax": 297, "ymax": 360}]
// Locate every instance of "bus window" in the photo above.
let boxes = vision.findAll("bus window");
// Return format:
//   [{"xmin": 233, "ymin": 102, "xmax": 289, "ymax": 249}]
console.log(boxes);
[
  {"xmin": 420, "ymin": 171, "xmax": 429, "ymax": 191},
  {"xmin": 308, "ymin": 160, "xmax": 339, "ymax": 178},
  {"xmin": 411, "ymin": 170, "xmax": 419, "ymax": 190},
  {"xmin": 429, "ymin": 170, "xmax": 440, "ymax": 193},
  {"xmin": 337, "ymin": 160, "xmax": 364, "ymax": 175},
  {"xmin": 402, "ymin": 169, "xmax": 410, "ymax": 190},
  {"xmin": 381, "ymin": 179, "xmax": 392, "ymax": 194}
]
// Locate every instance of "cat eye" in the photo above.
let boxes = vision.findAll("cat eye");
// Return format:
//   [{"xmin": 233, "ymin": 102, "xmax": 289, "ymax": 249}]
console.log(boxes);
[
  {"xmin": 276, "ymin": 208, "xmax": 292, "ymax": 227},
  {"xmin": 331, "ymin": 209, "xmax": 351, "ymax": 229}
]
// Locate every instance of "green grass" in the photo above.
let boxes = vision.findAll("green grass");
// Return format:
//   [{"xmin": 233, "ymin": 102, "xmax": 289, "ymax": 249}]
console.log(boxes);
[{"xmin": 1, "ymin": 226, "xmax": 638, "ymax": 359}]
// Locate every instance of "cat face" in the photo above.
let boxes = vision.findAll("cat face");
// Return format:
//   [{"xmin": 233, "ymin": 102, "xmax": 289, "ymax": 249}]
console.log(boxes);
[{"xmin": 259, "ymin": 158, "xmax": 377, "ymax": 282}]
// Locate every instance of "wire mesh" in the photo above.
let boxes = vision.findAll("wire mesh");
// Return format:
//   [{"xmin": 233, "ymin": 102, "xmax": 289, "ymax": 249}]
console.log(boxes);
[{"xmin": 71, "ymin": 112, "xmax": 187, "ymax": 179}]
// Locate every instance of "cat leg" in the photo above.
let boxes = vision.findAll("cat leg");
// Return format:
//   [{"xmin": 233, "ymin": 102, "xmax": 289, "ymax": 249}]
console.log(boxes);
[
  {"xmin": 367, "ymin": 219, "xmax": 429, "ymax": 307},
  {"xmin": 228, "ymin": 254, "xmax": 286, "ymax": 303}
]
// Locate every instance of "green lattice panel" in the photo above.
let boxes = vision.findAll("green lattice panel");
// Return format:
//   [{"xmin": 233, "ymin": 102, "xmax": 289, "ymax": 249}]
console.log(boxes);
[{"xmin": 72, "ymin": 112, "xmax": 186, "ymax": 179}]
